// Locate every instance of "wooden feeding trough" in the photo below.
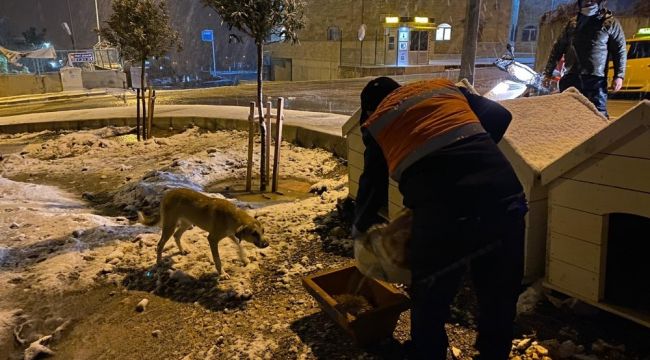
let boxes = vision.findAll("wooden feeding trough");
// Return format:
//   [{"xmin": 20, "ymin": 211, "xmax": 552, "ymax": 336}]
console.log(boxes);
[{"xmin": 302, "ymin": 264, "xmax": 410, "ymax": 345}]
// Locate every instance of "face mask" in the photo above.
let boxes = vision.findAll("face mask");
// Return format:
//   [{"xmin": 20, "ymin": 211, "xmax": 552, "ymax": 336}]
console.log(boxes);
[{"xmin": 580, "ymin": 4, "xmax": 599, "ymax": 16}]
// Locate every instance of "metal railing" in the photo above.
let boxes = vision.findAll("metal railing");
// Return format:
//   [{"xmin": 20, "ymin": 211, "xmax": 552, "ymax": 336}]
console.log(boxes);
[{"xmin": 2, "ymin": 48, "xmax": 122, "ymax": 75}]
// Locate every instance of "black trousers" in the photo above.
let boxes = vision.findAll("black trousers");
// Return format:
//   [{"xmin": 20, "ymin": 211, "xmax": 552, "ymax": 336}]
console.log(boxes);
[
  {"xmin": 408, "ymin": 207, "xmax": 525, "ymax": 360},
  {"xmin": 559, "ymin": 73, "xmax": 609, "ymax": 118},
  {"xmin": 398, "ymin": 134, "xmax": 526, "ymax": 359}
]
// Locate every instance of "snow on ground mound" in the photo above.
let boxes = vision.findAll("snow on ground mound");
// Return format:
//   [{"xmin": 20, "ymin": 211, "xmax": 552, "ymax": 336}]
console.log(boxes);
[
  {"xmin": 0, "ymin": 177, "xmax": 136, "ymax": 292},
  {"xmin": 0, "ymin": 176, "xmax": 262, "ymax": 298},
  {"xmin": 0, "ymin": 126, "xmax": 344, "ymax": 302},
  {"xmin": 111, "ymin": 170, "xmax": 206, "ymax": 215},
  {"xmin": 22, "ymin": 126, "xmax": 133, "ymax": 160}
]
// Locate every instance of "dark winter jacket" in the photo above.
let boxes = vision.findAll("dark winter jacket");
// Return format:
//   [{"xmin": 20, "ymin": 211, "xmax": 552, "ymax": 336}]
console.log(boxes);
[
  {"xmin": 353, "ymin": 87, "xmax": 519, "ymax": 232},
  {"xmin": 544, "ymin": 10, "xmax": 626, "ymax": 79}
]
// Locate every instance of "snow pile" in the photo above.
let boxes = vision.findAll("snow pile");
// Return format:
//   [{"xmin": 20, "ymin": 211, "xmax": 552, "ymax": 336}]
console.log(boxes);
[
  {"xmin": 22, "ymin": 126, "xmax": 132, "ymax": 160},
  {"xmin": 111, "ymin": 170, "xmax": 206, "ymax": 215},
  {"xmin": 0, "ymin": 176, "xmax": 138, "ymax": 292},
  {"xmin": 500, "ymin": 88, "xmax": 608, "ymax": 173},
  {"xmin": 0, "ymin": 176, "xmax": 83, "ymax": 209}
]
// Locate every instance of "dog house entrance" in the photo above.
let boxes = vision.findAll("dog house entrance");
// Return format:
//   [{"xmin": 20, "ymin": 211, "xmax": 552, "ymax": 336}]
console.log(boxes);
[{"xmin": 605, "ymin": 213, "xmax": 650, "ymax": 312}]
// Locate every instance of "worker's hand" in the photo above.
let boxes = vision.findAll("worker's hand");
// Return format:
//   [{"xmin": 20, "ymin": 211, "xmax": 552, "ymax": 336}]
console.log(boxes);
[
  {"xmin": 542, "ymin": 75, "xmax": 553, "ymax": 89},
  {"xmin": 612, "ymin": 77, "xmax": 623, "ymax": 92}
]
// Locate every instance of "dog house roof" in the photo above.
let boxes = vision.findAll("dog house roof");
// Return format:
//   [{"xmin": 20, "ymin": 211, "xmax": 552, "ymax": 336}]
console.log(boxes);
[{"xmin": 501, "ymin": 92, "xmax": 649, "ymax": 185}]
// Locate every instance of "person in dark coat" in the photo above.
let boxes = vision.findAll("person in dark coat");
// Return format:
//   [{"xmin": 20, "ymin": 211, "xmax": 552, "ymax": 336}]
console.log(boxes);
[{"xmin": 543, "ymin": 0, "xmax": 627, "ymax": 118}]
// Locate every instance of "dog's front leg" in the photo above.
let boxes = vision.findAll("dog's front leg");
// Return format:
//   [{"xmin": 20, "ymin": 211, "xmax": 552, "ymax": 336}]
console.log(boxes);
[
  {"xmin": 231, "ymin": 236, "xmax": 250, "ymax": 266},
  {"xmin": 156, "ymin": 224, "xmax": 176, "ymax": 266},
  {"xmin": 208, "ymin": 234, "xmax": 229, "ymax": 279}
]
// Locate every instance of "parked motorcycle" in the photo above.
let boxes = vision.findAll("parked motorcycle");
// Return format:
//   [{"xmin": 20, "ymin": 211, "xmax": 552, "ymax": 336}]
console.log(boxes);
[{"xmin": 484, "ymin": 44, "xmax": 554, "ymax": 101}]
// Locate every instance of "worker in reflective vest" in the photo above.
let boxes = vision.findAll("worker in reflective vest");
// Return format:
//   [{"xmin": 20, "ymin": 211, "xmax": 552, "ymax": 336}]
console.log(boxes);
[{"xmin": 353, "ymin": 77, "xmax": 528, "ymax": 360}]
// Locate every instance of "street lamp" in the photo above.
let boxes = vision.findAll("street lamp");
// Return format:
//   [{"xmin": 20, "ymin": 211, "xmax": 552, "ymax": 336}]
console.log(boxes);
[
  {"xmin": 95, "ymin": 0, "xmax": 101, "ymax": 44},
  {"xmin": 62, "ymin": 22, "xmax": 75, "ymax": 50},
  {"xmin": 64, "ymin": 0, "xmax": 76, "ymax": 49}
]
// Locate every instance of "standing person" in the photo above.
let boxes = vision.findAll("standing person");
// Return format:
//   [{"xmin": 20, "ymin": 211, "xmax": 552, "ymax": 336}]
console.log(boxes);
[
  {"xmin": 353, "ymin": 77, "xmax": 528, "ymax": 360},
  {"xmin": 543, "ymin": 0, "xmax": 626, "ymax": 118}
]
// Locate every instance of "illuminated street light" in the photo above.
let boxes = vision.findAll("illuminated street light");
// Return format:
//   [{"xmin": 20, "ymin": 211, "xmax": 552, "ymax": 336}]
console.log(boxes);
[{"xmin": 95, "ymin": 0, "xmax": 101, "ymax": 44}]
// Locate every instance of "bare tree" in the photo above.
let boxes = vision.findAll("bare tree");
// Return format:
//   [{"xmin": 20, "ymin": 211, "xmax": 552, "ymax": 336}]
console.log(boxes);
[
  {"xmin": 22, "ymin": 27, "xmax": 47, "ymax": 48},
  {"xmin": 99, "ymin": 0, "xmax": 181, "ymax": 140},
  {"xmin": 202, "ymin": 0, "xmax": 306, "ymax": 191}
]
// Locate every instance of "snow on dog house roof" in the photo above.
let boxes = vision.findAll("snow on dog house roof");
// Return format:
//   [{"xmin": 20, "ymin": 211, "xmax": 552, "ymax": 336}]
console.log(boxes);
[{"xmin": 498, "ymin": 88, "xmax": 611, "ymax": 190}]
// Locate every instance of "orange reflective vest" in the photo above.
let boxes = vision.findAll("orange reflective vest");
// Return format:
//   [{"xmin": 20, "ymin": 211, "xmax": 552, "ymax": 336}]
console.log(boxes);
[{"xmin": 362, "ymin": 78, "xmax": 485, "ymax": 181}]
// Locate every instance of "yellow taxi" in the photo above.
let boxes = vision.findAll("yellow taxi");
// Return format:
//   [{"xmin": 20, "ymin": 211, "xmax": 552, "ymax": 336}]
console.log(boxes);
[{"xmin": 610, "ymin": 28, "xmax": 650, "ymax": 95}]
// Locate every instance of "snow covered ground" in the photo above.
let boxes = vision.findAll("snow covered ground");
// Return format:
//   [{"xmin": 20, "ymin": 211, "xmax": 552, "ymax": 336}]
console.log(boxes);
[
  {"xmin": 0, "ymin": 126, "xmax": 645, "ymax": 359},
  {"xmin": 0, "ymin": 126, "xmax": 352, "ymax": 359}
]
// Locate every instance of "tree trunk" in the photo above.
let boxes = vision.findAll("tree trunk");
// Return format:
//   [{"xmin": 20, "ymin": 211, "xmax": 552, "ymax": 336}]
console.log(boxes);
[
  {"xmin": 257, "ymin": 42, "xmax": 267, "ymax": 191},
  {"xmin": 141, "ymin": 58, "xmax": 147, "ymax": 140},
  {"xmin": 459, "ymin": 0, "xmax": 481, "ymax": 84}
]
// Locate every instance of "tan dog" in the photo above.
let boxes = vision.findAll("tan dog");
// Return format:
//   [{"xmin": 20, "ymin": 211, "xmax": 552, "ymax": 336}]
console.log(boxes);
[{"xmin": 138, "ymin": 188, "xmax": 268, "ymax": 278}]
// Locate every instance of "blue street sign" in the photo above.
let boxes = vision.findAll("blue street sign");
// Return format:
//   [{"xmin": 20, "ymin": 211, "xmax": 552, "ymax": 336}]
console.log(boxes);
[{"xmin": 201, "ymin": 29, "xmax": 214, "ymax": 42}]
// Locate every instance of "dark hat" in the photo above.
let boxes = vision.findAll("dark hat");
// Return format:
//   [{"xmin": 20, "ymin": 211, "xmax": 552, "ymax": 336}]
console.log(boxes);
[{"xmin": 360, "ymin": 77, "xmax": 401, "ymax": 125}]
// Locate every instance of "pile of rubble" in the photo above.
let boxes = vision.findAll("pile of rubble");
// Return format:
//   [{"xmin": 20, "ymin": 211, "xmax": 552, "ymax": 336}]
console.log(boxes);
[{"xmin": 510, "ymin": 337, "xmax": 629, "ymax": 360}]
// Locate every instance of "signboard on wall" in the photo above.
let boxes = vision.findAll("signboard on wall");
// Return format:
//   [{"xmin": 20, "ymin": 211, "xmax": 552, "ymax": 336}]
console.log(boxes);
[
  {"xmin": 68, "ymin": 51, "xmax": 95, "ymax": 64},
  {"xmin": 130, "ymin": 67, "xmax": 147, "ymax": 89},
  {"xmin": 397, "ymin": 27, "xmax": 410, "ymax": 66}
]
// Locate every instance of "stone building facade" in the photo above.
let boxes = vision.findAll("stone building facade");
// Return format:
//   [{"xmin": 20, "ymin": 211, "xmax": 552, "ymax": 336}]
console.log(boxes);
[{"xmin": 267, "ymin": 0, "xmax": 575, "ymax": 81}]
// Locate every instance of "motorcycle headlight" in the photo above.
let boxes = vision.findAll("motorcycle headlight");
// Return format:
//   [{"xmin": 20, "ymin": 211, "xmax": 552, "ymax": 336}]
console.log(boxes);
[{"xmin": 508, "ymin": 63, "xmax": 536, "ymax": 84}]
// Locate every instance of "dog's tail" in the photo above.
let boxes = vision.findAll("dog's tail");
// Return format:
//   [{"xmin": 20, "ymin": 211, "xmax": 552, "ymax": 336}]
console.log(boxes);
[{"xmin": 137, "ymin": 211, "xmax": 160, "ymax": 226}]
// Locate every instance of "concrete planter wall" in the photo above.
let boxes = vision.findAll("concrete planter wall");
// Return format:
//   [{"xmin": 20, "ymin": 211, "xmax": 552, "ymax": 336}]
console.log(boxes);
[
  {"xmin": 0, "ymin": 73, "xmax": 63, "ymax": 97},
  {"xmin": 0, "ymin": 70, "xmax": 127, "ymax": 98}
]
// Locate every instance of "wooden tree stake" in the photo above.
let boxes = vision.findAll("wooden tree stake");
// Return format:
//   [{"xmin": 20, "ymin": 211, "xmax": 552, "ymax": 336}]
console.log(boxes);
[
  {"xmin": 265, "ymin": 100, "xmax": 272, "ymax": 187},
  {"xmin": 147, "ymin": 89, "xmax": 156, "ymax": 137},
  {"xmin": 246, "ymin": 101, "xmax": 256, "ymax": 192},
  {"xmin": 272, "ymin": 98, "xmax": 284, "ymax": 193},
  {"xmin": 136, "ymin": 88, "xmax": 141, "ymax": 141}
]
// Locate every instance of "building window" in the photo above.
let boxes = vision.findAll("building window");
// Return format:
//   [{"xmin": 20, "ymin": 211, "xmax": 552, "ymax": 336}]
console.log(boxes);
[
  {"xmin": 388, "ymin": 36, "xmax": 395, "ymax": 50},
  {"xmin": 521, "ymin": 25, "xmax": 537, "ymax": 42},
  {"xmin": 409, "ymin": 31, "xmax": 429, "ymax": 51},
  {"xmin": 436, "ymin": 23, "xmax": 451, "ymax": 41},
  {"xmin": 327, "ymin": 26, "xmax": 341, "ymax": 41}
]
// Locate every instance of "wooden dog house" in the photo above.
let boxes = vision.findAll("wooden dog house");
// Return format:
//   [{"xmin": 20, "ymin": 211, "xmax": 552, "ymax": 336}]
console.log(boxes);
[
  {"xmin": 496, "ymin": 89, "xmax": 611, "ymax": 279},
  {"xmin": 544, "ymin": 101, "xmax": 650, "ymax": 327}
]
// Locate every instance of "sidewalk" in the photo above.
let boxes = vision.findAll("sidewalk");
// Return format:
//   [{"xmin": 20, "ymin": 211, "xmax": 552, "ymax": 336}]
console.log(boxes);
[
  {"xmin": 0, "ymin": 105, "xmax": 351, "ymax": 157},
  {"xmin": 0, "ymin": 88, "xmax": 128, "ymax": 106}
]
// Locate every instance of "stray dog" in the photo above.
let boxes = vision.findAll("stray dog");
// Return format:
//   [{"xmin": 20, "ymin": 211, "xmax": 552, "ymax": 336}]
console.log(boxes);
[{"xmin": 138, "ymin": 188, "xmax": 268, "ymax": 278}]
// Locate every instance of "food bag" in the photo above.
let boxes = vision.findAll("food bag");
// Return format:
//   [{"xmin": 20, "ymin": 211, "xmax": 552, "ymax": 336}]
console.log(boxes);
[{"xmin": 354, "ymin": 209, "xmax": 412, "ymax": 284}]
